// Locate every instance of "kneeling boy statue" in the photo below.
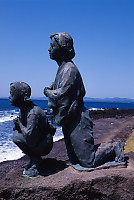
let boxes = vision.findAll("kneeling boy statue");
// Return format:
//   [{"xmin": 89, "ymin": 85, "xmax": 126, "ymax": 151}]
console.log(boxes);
[{"xmin": 9, "ymin": 82, "xmax": 56, "ymax": 177}]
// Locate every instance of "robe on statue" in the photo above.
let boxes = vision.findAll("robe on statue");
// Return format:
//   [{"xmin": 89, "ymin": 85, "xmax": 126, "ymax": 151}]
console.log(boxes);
[{"xmin": 46, "ymin": 61, "xmax": 95, "ymax": 167}]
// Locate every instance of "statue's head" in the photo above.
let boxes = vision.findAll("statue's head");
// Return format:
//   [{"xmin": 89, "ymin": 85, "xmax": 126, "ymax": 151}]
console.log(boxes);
[
  {"xmin": 49, "ymin": 32, "xmax": 75, "ymax": 61},
  {"xmin": 9, "ymin": 82, "xmax": 31, "ymax": 107}
]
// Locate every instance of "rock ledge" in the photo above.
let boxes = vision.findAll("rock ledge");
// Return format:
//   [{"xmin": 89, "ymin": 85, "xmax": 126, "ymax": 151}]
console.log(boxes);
[{"xmin": 0, "ymin": 152, "xmax": 134, "ymax": 200}]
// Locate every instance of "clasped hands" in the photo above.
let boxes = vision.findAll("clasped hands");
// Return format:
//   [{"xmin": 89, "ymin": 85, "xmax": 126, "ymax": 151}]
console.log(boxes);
[
  {"xmin": 13, "ymin": 117, "xmax": 21, "ymax": 132},
  {"xmin": 44, "ymin": 83, "xmax": 53, "ymax": 97}
]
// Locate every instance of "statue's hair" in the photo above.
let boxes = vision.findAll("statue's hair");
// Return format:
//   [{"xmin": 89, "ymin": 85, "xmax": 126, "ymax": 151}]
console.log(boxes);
[
  {"xmin": 50, "ymin": 32, "xmax": 75, "ymax": 59},
  {"xmin": 10, "ymin": 82, "xmax": 31, "ymax": 100}
]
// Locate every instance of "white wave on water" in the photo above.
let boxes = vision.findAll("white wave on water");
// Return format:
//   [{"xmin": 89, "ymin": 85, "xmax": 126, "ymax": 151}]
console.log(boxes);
[
  {"xmin": 0, "ymin": 110, "xmax": 19, "ymax": 123},
  {"xmin": 0, "ymin": 140, "xmax": 24, "ymax": 163},
  {"xmin": 89, "ymin": 108, "xmax": 105, "ymax": 111},
  {"xmin": 0, "ymin": 146, "xmax": 24, "ymax": 163},
  {"xmin": 0, "ymin": 115, "xmax": 16, "ymax": 123},
  {"xmin": 54, "ymin": 127, "xmax": 63, "ymax": 142}
]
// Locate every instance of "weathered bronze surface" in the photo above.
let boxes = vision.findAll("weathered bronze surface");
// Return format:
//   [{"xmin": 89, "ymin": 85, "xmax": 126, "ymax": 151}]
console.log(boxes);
[{"xmin": 9, "ymin": 82, "xmax": 55, "ymax": 176}]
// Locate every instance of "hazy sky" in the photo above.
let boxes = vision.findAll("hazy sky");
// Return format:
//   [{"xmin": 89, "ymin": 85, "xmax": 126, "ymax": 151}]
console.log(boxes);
[{"xmin": 0, "ymin": 0, "xmax": 133, "ymax": 99}]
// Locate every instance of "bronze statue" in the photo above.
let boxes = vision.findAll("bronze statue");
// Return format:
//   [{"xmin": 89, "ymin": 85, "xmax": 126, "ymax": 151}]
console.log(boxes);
[
  {"xmin": 44, "ymin": 32, "xmax": 125, "ymax": 170},
  {"xmin": 9, "ymin": 82, "xmax": 56, "ymax": 176}
]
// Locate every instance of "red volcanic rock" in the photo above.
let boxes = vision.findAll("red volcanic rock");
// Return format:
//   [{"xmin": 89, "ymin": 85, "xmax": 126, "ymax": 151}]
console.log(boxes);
[
  {"xmin": 0, "ymin": 112, "xmax": 134, "ymax": 200},
  {"xmin": 0, "ymin": 152, "xmax": 134, "ymax": 200}
]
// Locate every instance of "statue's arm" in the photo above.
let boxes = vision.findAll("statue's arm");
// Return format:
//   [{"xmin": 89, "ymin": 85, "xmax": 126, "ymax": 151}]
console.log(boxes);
[
  {"xmin": 44, "ymin": 85, "xmax": 70, "ymax": 100},
  {"xmin": 44, "ymin": 82, "xmax": 54, "ymax": 92},
  {"xmin": 49, "ymin": 82, "xmax": 54, "ymax": 89},
  {"xmin": 44, "ymin": 66, "xmax": 76, "ymax": 100},
  {"xmin": 17, "ymin": 113, "xmax": 39, "ymax": 147}
]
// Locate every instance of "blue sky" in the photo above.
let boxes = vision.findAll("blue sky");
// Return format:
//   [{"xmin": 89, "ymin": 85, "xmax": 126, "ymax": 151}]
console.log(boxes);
[{"xmin": 0, "ymin": 0, "xmax": 133, "ymax": 98}]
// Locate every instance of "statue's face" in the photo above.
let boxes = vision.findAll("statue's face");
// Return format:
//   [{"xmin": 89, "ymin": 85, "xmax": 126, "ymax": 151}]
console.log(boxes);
[
  {"xmin": 48, "ymin": 37, "xmax": 61, "ymax": 60},
  {"xmin": 9, "ymin": 87, "xmax": 20, "ymax": 107}
]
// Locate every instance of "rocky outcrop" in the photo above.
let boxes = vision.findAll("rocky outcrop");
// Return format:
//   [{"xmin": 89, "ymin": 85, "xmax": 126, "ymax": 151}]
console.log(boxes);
[
  {"xmin": 90, "ymin": 108, "xmax": 134, "ymax": 120},
  {"xmin": 1, "ymin": 114, "xmax": 134, "ymax": 200},
  {"xmin": 0, "ymin": 152, "xmax": 134, "ymax": 200}
]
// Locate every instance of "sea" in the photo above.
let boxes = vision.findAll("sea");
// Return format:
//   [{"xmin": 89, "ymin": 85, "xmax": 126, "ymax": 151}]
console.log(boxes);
[{"xmin": 1, "ymin": 98, "xmax": 134, "ymax": 163}]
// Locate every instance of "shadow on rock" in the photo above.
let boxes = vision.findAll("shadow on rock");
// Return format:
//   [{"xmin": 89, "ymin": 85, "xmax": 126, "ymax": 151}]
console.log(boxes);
[{"xmin": 36, "ymin": 158, "xmax": 68, "ymax": 177}]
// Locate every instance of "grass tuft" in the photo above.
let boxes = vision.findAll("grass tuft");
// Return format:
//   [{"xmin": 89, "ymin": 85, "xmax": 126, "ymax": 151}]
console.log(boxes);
[{"xmin": 124, "ymin": 130, "xmax": 134, "ymax": 153}]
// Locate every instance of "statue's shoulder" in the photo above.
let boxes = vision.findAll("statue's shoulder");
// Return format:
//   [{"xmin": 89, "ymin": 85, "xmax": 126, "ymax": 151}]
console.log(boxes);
[
  {"xmin": 64, "ymin": 62, "xmax": 78, "ymax": 73},
  {"xmin": 29, "ymin": 105, "xmax": 46, "ymax": 118},
  {"xmin": 65, "ymin": 61, "xmax": 76, "ymax": 67}
]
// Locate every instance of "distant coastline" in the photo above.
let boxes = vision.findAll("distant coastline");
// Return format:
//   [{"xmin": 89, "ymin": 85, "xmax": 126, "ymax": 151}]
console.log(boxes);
[
  {"xmin": 0, "ymin": 97, "xmax": 134, "ymax": 103},
  {"xmin": 84, "ymin": 97, "xmax": 134, "ymax": 103},
  {"xmin": 26, "ymin": 97, "xmax": 134, "ymax": 103}
]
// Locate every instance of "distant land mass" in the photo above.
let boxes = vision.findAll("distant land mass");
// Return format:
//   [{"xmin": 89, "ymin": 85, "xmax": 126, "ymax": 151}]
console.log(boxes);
[
  {"xmin": 31, "ymin": 97, "xmax": 134, "ymax": 103},
  {"xmin": 83, "ymin": 97, "xmax": 134, "ymax": 103}
]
